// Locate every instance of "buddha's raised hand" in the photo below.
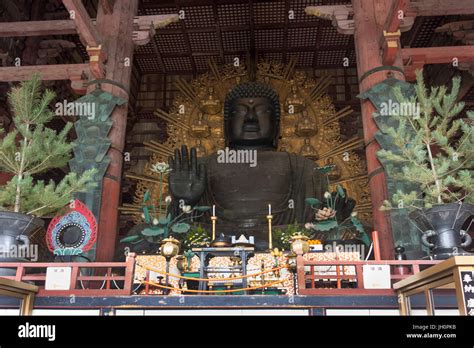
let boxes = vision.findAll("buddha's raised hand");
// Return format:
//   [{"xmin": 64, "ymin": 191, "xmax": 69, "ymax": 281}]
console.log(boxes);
[{"xmin": 168, "ymin": 145, "xmax": 207, "ymax": 205}]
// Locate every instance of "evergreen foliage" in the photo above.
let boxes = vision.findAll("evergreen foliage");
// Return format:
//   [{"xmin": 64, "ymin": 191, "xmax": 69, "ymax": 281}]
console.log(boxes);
[
  {"xmin": 378, "ymin": 70, "xmax": 473, "ymax": 210},
  {"xmin": 0, "ymin": 74, "xmax": 97, "ymax": 216}
]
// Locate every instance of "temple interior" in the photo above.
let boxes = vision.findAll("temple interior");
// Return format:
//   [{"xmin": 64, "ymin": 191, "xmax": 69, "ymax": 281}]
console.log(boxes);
[{"xmin": 0, "ymin": 0, "xmax": 473, "ymax": 319}]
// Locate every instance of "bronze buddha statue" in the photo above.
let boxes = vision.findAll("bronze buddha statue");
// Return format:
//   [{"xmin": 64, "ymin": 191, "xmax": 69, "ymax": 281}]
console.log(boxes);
[{"xmin": 168, "ymin": 82, "xmax": 354, "ymax": 250}]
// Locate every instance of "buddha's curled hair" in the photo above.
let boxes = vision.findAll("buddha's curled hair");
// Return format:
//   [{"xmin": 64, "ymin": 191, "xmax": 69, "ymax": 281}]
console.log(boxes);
[{"xmin": 223, "ymin": 82, "xmax": 280, "ymax": 122}]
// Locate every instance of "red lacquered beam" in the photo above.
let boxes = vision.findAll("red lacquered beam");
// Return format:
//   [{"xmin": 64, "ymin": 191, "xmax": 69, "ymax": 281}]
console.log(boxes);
[
  {"xmin": 300, "ymin": 260, "xmax": 439, "ymax": 266},
  {"xmin": 0, "ymin": 262, "xmax": 128, "ymax": 268}
]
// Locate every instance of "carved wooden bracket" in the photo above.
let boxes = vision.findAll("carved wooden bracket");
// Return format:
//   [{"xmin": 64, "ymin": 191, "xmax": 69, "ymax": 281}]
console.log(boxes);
[
  {"xmin": 86, "ymin": 44, "xmax": 106, "ymax": 79},
  {"xmin": 305, "ymin": 5, "xmax": 414, "ymax": 35},
  {"xmin": 436, "ymin": 20, "xmax": 474, "ymax": 45},
  {"xmin": 70, "ymin": 74, "xmax": 88, "ymax": 95},
  {"xmin": 132, "ymin": 14, "xmax": 179, "ymax": 46},
  {"xmin": 382, "ymin": 30, "xmax": 401, "ymax": 65},
  {"xmin": 305, "ymin": 5, "xmax": 354, "ymax": 35},
  {"xmin": 132, "ymin": 23, "xmax": 155, "ymax": 46}
]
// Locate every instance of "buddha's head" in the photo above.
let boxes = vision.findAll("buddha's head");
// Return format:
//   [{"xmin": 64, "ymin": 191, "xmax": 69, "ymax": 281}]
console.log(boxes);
[{"xmin": 224, "ymin": 82, "xmax": 280, "ymax": 149}]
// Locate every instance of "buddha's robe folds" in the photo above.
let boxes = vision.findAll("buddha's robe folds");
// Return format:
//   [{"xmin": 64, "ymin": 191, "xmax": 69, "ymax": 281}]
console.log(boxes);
[{"xmin": 193, "ymin": 150, "xmax": 328, "ymax": 250}]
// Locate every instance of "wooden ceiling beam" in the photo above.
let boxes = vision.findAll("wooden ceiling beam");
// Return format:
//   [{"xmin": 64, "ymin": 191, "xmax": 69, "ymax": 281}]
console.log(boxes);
[
  {"xmin": 381, "ymin": 1, "xmax": 412, "ymax": 66},
  {"xmin": 384, "ymin": 0, "xmax": 409, "ymax": 33},
  {"xmin": 402, "ymin": 45, "xmax": 474, "ymax": 80},
  {"xmin": 402, "ymin": 46, "xmax": 474, "ymax": 65},
  {"xmin": 138, "ymin": 64, "xmax": 357, "ymax": 74},
  {"xmin": 0, "ymin": 20, "xmax": 77, "ymax": 37},
  {"xmin": 0, "ymin": 63, "xmax": 89, "ymax": 81},
  {"xmin": 134, "ymin": 44, "xmax": 354, "ymax": 60},
  {"xmin": 406, "ymin": 0, "xmax": 474, "ymax": 17},
  {"xmin": 62, "ymin": 0, "xmax": 102, "ymax": 47},
  {"xmin": 153, "ymin": 21, "xmax": 320, "ymax": 35},
  {"xmin": 0, "ymin": 15, "xmax": 179, "ymax": 38}
]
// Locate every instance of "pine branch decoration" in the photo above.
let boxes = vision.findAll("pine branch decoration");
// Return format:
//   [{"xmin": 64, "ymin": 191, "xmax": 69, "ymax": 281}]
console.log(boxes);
[
  {"xmin": 0, "ymin": 74, "xmax": 97, "ymax": 216},
  {"xmin": 378, "ymin": 70, "xmax": 474, "ymax": 210}
]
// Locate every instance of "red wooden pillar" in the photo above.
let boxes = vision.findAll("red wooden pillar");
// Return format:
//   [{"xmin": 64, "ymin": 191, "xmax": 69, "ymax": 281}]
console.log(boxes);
[
  {"xmin": 353, "ymin": 0, "xmax": 406, "ymax": 260},
  {"xmin": 90, "ymin": 0, "xmax": 138, "ymax": 262}
]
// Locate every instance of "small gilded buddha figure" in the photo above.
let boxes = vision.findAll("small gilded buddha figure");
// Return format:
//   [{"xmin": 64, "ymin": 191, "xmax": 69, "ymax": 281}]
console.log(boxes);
[{"xmin": 168, "ymin": 82, "xmax": 354, "ymax": 250}]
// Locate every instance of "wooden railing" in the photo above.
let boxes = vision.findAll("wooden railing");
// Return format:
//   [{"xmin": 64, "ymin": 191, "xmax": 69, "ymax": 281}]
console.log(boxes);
[
  {"xmin": 0, "ymin": 253, "xmax": 136, "ymax": 296},
  {"xmin": 0, "ymin": 253, "xmax": 442, "ymax": 297},
  {"xmin": 296, "ymin": 255, "xmax": 440, "ymax": 295}
]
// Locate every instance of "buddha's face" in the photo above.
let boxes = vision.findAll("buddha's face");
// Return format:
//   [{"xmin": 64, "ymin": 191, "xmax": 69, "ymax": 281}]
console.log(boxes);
[{"xmin": 228, "ymin": 97, "xmax": 277, "ymax": 147}]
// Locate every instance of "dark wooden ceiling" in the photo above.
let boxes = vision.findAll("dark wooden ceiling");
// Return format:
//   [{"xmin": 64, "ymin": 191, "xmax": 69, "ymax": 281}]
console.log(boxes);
[
  {"xmin": 132, "ymin": 1, "xmax": 462, "ymax": 76},
  {"xmin": 135, "ymin": 0, "xmax": 354, "ymax": 75},
  {"xmin": 2, "ymin": 0, "xmax": 470, "ymax": 105},
  {"xmin": 0, "ymin": 1, "xmax": 471, "ymax": 79}
]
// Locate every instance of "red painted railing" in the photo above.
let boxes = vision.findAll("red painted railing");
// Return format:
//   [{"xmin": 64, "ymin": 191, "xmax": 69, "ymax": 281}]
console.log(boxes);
[
  {"xmin": 296, "ymin": 255, "xmax": 440, "ymax": 295},
  {"xmin": 0, "ymin": 253, "xmax": 136, "ymax": 296},
  {"xmin": 0, "ymin": 253, "xmax": 441, "ymax": 297}
]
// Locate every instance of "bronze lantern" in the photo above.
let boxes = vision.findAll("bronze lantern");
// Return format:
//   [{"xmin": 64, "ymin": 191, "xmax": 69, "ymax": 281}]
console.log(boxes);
[
  {"xmin": 161, "ymin": 237, "xmax": 181, "ymax": 259},
  {"xmin": 290, "ymin": 233, "xmax": 310, "ymax": 255}
]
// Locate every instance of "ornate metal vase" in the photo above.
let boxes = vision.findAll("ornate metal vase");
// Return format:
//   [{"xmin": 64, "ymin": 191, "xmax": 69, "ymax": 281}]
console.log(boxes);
[
  {"xmin": 0, "ymin": 212, "xmax": 44, "ymax": 276},
  {"xmin": 409, "ymin": 203, "xmax": 473, "ymax": 260}
]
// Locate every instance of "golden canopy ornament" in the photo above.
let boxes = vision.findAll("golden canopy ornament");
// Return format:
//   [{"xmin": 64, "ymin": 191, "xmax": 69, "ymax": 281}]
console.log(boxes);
[{"xmin": 122, "ymin": 58, "xmax": 372, "ymax": 227}]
